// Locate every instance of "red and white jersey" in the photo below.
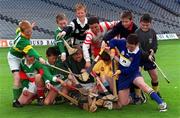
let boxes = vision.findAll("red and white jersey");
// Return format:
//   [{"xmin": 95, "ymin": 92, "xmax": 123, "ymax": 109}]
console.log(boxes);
[
  {"xmin": 84, "ymin": 21, "xmax": 118, "ymax": 45},
  {"xmin": 83, "ymin": 21, "xmax": 119, "ymax": 62}
]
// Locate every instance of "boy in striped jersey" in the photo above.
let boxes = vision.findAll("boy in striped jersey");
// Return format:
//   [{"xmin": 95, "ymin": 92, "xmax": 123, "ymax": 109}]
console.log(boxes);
[
  {"xmin": 82, "ymin": 17, "xmax": 118, "ymax": 68},
  {"xmin": 7, "ymin": 20, "xmax": 45, "ymax": 107}
]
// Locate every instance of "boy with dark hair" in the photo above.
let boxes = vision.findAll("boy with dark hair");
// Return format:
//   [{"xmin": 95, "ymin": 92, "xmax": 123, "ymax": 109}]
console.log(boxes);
[
  {"xmin": 66, "ymin": 46, "xmax": 95, "ymax": 87},
  {"xmin": 92, "ymin": 51, "xmax": 114, "ymax": 93},
  {"xmin": 42, "ymin": 47, "xmax": 69, "ymax": 105},
  {"xmin": 102, "ymin": 11, "xmax": 138, "ymax": 43},
  {"xmin": 109, "ymin": 34, "xmax": 167, "ymax": 112},
  {"xmin": 83, "ymin": 16, "xmax": 118, "ymax": 68},
  {"xmin": 135, "ymin": 14, "xmax": 160, "ymax": 96}
]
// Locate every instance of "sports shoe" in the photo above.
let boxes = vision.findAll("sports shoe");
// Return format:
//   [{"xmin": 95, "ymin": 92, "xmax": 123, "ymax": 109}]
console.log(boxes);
[
  {"xmin": 141, "ymin": 91, "xmax": 147, "ymax": 103},
  {"xmin": 13, "ymin": 100, "xmax": 23, "ymax": 108},
  {"xmin": 159, "ymin": 102, "xmax": 167, "ymax": 112}
]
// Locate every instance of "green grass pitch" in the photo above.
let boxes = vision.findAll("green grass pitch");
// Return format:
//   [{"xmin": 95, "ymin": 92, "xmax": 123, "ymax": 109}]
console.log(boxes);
[{"xmin": 0, "ymin": 40, "xmax": 180, "ymax": 118}]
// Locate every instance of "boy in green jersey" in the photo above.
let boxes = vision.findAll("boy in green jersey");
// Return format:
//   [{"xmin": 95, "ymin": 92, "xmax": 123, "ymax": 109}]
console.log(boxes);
[
  {"xmin": 42, "ymin": 47, "xmax": 69, "ymax": 105},
  {"xmin": 54, "ymin": 13, "xmax": 72, "ymax": 62},
  {"xmin": 13, "ymin": 55, "xmax": 46, "ymax": 107}
]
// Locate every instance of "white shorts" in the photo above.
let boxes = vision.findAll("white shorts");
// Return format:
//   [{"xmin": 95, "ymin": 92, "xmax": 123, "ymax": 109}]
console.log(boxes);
[
  {"xmin": 7, "ymin": 52, "xmax": 22, "ymax": 71},
  {"xmin": 23, "ymin": 82, "xmax": 37, "ymax": 94}
]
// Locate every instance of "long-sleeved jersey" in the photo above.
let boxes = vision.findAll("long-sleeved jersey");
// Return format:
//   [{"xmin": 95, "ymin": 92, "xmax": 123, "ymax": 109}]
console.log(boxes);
[
  {"xmin": 54, "ymin": 27, "xmax": 72, "ymax": 55},
  {"xmin": 82, "ymin": 21, "xmax": 118, "ymax": 62},
  {"xmin": 42, "ymin": 59, "xmax": 68, "ymax": 85},
  {"xmin": 92, "ymin": 60, "xmax": 113, "ymax": 78},
  {"xmin": 66, "ymin": 56, "xmax": 94, "ymax": 84},
  {"xmin": 103, "ymin": 21, "xmax": 137, "ymax": 42},
  {"xmin": 135, "ymin": 28, "xmax": 158, "ymax": 59},
  {"xmin": 63, "ymin": 18, "xmax": 89, "ymax": 45}
]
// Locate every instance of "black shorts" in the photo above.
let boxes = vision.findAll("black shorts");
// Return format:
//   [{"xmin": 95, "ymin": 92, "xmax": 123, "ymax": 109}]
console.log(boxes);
[{"xmin": 140, "ymin": 57, "xmax": 156, "ymax": 71}]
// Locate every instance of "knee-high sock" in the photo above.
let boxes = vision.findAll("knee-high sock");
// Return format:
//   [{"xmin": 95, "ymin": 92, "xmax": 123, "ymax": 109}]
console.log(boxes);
[
  {"xmin": 37, "ymin": 86, "xmax": 45, "ymax": 98},
  {"xmin": 148, "ymin": 90, "xmax": 163, "ymax": 104},
  {"xmin": 13, "ymin": 88, "xmax": 22, "ymax": 100}
]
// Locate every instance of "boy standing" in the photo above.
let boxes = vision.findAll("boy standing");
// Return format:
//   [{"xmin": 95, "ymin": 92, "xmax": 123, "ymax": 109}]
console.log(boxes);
[
  {"xmin": 54, "ymin": 13, "xmax": 71, "ymax": 61},
  {"xmin": 136, "ymin": 14, "xmax": 160, "ymax": 96},
  {"xmin": 58, "ymin": 3, "xmax": 89, "ymax": 45}
]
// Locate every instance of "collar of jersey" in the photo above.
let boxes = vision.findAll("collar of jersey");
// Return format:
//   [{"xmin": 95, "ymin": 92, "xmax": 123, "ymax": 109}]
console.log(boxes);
[
  {"xmin": 58, "ymin": 27, "xmax": 62, "ymax": 31},
  {"xmin": 76, "ymin": 17, "xmax": 88, "ymax": 27},
  {"xmin": 128, "ymin": 46, "xmax": 139, "ymax": 54},
  {"xmin": 24, "ymin": 59, "xmax": 34, "ymax": 68}
]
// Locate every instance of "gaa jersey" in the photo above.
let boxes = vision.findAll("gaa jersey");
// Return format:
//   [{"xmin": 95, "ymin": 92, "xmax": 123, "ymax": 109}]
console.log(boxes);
[
  {"xmin": 66, "ymin": 56, "xmax": 95, "ymax": 84},
  {"xmin": 63, "ymin": 18, "xmax": 89, "ymax": 44},
  {"xmin": 92, "ymin": 60, "xmax": 113, "ymax": 78},
  {"xmin": 54, "ymin": 27, "xmax": 72, "ymax": 54},
  {"xmin": 83, "ymin": 21, "xmax": 118, "ymax": 62},
  {"xmin": 9, "ymin": 32, "xmax": 40, "ymax": 59},
  {"xmin": 109, "ymin": 39, "xmax": 141, "ymax": 76},
  {"xmin": 103, "ymin": 21, "xmax": 138, "ymax": 41},
  {"xmin": 19, "ymin": 59, "xmax": 44, "ymax": 82},
  {"xmin": 42, "ymin": 59, "xmax": 68, "ymax": 85}
]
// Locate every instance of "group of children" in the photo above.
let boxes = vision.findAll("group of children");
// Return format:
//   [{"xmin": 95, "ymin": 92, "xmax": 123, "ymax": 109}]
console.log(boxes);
[{"xmin": 7, "ymin": 3, "xmax": 167, "ymax": 112}]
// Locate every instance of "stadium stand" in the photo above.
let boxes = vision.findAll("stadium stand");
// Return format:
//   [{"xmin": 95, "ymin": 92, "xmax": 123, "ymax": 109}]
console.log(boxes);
[{"xmin": 0, "ymin": 0, "xmax": 179, "ymax": 39}]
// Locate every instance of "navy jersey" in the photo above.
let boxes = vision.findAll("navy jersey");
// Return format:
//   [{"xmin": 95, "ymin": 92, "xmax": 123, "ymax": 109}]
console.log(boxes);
[
  {"xmin": 109, "ymin": 39, "xmax": 141, "ymax": 76},
  {"xmin": 103, "ymin": 21, "xmax": 138, "ymax": 42}
]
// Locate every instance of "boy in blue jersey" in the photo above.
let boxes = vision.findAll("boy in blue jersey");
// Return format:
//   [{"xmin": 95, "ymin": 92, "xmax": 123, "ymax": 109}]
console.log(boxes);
[{"xmin": 109, "ymin": 34, "xmax": 167, "ymax": 112}]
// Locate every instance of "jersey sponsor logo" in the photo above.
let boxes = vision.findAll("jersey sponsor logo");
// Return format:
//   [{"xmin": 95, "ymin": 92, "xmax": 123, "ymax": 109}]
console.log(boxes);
[
  {"xmin": 119, "ymin": 53, "xmax": 131, "ymax": 67},
  {"xmin": 75, "ymin": 29, "xmax": 80, "ymax": 34}
]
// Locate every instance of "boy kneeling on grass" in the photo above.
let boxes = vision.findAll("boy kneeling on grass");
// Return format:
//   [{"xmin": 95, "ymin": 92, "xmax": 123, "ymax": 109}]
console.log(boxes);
[
  {"xmin": 109, "ymin": 34, "xmax": 167, "ymax": 112},
  {"xmin": 13, "ymin": 53, "xmax": 67, "ymax": 107}
]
